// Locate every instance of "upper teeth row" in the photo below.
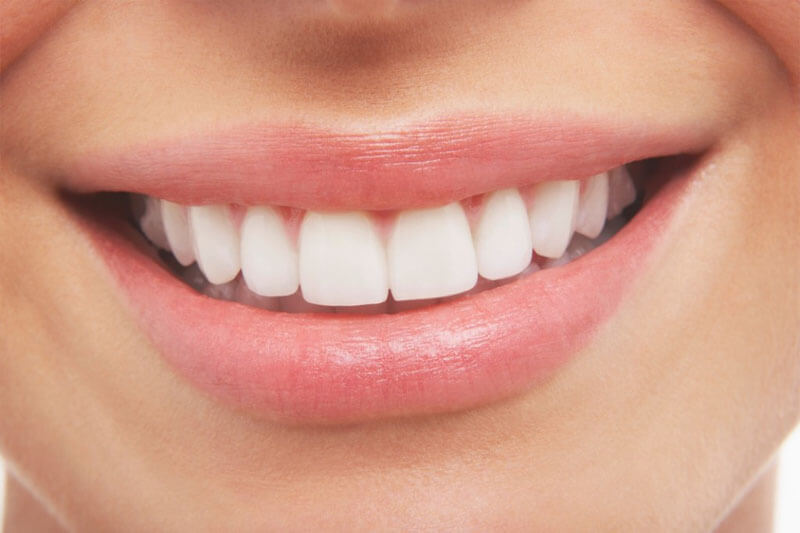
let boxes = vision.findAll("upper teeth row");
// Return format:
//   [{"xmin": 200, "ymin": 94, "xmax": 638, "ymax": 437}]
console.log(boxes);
[{"xmin": 137, "ymin": 167, "xmax": 636, "ymax": 307}]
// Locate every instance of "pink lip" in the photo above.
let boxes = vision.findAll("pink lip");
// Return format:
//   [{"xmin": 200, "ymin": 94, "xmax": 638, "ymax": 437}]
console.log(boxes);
[
  {"xmin": 71, "ymin": 115, "xmax": 700, "ymax": 424},
  {"xmin": 66, "ymin": 114, "xmax": 711, "ymax": 210}
]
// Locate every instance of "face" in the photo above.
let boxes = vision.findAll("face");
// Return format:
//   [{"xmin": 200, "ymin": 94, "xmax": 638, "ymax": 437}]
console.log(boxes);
[{"xmin": 1, "ymin": 1, "xmax": 798, "ymax": 530}]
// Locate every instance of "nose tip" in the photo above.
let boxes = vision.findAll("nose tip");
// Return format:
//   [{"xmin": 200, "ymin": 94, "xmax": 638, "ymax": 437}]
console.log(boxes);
[{"xmin": 326, "ymin": 0, "xmax": 398, "ymax": 19}]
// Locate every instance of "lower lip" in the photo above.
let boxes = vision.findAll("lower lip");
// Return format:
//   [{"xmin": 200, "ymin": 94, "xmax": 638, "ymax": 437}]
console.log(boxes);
[{"xmin": 82, "ymin": 176, "xmax": 687, "ymax": 424}]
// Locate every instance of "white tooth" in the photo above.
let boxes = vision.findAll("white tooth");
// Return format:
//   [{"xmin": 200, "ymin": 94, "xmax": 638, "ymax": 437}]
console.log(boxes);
[
  {"xmin": 234, "ymin": 279, "xmax": 281, "ymax": 311},
  {"xmin": 474, "ymin": 188, "xmax": 532, "ymax": 280},
  {"xmin": 575, "ymin": 172, "xmax": 609, "ymax": 239},
  {"xmin": 607, "ymin": 166, "xmax": 637, "ymax": 219},
  {"xmin": 298, "ymin": 211, "xmax": 388, "ymax": 306},
  {"xmin": 137, "ymin": 197, "xmax": 170, "ymax": 249},
  {"xmin": 240, "ymin": 206, "xmax": 299, "ymax": 297},
  {"xmin": 529, "ymin": 180, "xmax": 580, "ymax": 259},
  {"xmin": 388, "ymin": 202, "xmax": 478, "ymax": 301},
  {"xmin": 189, "ymin": 205, "xmax": 240, "ymax": 285},
  {"xmin": 161, "ymin": 201, "xmax": 195, "ymax": 266}
]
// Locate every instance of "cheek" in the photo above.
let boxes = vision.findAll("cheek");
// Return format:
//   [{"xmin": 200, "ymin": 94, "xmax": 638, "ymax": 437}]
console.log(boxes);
[
  {"xmin": 715, "ymin": 0, "xmax": 800, "ymax": 81},
  {"xmin": 0, "ymin": 0, "xmax": 77, "ymax": 70}
]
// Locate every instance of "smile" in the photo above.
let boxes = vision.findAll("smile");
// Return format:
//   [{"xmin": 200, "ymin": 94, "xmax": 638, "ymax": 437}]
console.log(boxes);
[
  {"xmin": 133, "ymin": 164, "xmax": 636, "ymax": 312},
  {"xmin": 71, "ymin": 113, "xmax": 711, "ymax": 423}
]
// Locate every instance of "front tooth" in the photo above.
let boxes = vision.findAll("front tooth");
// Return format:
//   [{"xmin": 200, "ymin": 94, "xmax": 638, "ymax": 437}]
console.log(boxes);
[
  {"xmin": 388, "ymin": 202, "xmax": 478, "ymax": 301},
  {"xmin": 607, "ymin": 166, "xmax": 637, "ymax": 219},
  {"xmin": 529, "ymin": 180, "xmax": 580, "ymax": 259},
  {"xmin": 575, "ymin": 172, "xmax": 609, "ymax": 239},
  {"xmin": 138, "ymin": 197, "xmax": 170, "ymax": 249},
  {"xmin": 298, "ymin": 211, "xmax": 388, "ymax": 306},
  {"xmin": 474, "ymin": 188, "xmax": 532, "ymax": 280},
  {"xmin": 161, "ymin": 200, "xmax": 195, "ymax": 266},
  {"xmin": 240, "ymin": 206, "xmax": 299, "ymax": 297},
  {"xmin": 189, "ymin": 205, "xmax": 240, "ymax": 285}
]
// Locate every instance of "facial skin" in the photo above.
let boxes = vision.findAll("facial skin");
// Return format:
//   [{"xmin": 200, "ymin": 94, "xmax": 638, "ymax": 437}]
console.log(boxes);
[{"xmin": 0, "ymin": 1, "xmax": 798, "ymax": 531}]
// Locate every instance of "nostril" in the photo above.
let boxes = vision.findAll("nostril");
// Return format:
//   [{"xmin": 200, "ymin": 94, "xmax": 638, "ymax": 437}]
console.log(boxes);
[{"xmin": 326, "ymin": 0, "xmax": 398, "ymax": 19}]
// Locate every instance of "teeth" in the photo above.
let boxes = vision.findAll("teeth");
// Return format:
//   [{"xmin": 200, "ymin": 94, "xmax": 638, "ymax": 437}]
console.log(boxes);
[
  {"xmin": 135, "ymin": 164, "xmax": 640, "ymax": 312},
  {"xmin": 188, "ymin": 205, "xmax": 240, "ymax": 285},
  {"xmin": 161, "ymin": 201, "xmax": 195, "ymax": 266},
  {"xmin": 575, "ymin": 172, "xmax": 609, "ymax": 239},
  {"xmin": 136, "ymin": 197, "xmax": 170, "ymax": 250},
  {"xmin": 299, "ymin": 211, "xmax": 389, "ymax": 306},
  {"xmin": 474, "ymin": 188, "xmax": 533, "ymax": 280},
  {"xmin": 607, "ymin": 166, "xmax": 637, "ymax": 219},
  {"xmin": 233, "ymin": 279, "xmax": 281, "ymax": 311},
  {"xmin": 388, "ymin": 202, "xmax": 478, "ymax": 301},
  {"xmin": 543, "ymin": 234, "xmax": 601, "ymax": 269},
  {"xmin": 240, "ymin": 206, "xmax": 299, "ymax": 297},
  {"xmin": 528, "ymin": 180, "xmax": 580, "ymax": 259}
]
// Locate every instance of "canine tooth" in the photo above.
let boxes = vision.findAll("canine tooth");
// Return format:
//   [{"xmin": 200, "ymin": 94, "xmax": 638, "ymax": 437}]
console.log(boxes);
[
  {"xmin": 607, "ymin": 166, "xmax": 637, "ymax": 219},
  {"xmin": 189, "ymin": 205, "xmax": 240, "ymax": 284},
  {"xmin": 299, "ymin": 211, "xmax": 388, "ymax": 306},
  {"xmin": 388, "ymin": 202, "xmax": 478, "ymax": 301},
  {"xmin": 137, "ymin": 197, "xmax": 170, "ymax": 249},
  {"xmin": 474, "ymin": 188, "xmax": 533, "ymax": 280},
  {"xmin": 575, "ymin": 173, "xmax": 609, "ymax": 239},
  {"xmin": 529, "ymin": 180, "xmax": 580, "ymax": 259},
  {"xmin": 161, "ymin": 201, "xmax": 195, "ymax": 266},
  {"xmin": 240, "ymin": 206, "xmax": 299, "ymax": 297}
]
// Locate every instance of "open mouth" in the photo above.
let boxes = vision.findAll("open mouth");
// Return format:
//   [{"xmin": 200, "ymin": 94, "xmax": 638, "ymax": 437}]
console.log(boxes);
[
  {"xmin": 129, "ymin": 164, "xmax": 642, "ymax": 314},
  {"xmin": 68, "ymin": 115, "xmax": 709, "ymax": 423}
]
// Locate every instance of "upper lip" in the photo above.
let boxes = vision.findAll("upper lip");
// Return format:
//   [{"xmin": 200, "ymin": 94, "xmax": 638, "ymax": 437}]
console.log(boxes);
[{"xmin": 63, "ymin": 113, "xmax": 712, "ymax": 209}]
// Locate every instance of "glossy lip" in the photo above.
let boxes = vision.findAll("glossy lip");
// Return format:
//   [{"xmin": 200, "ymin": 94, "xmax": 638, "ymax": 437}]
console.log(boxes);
[
  {"xmin": 64, "ymin": 113, "xmax": 713, "ymax": 210},
  {"xmin": 71, "ymin": 115, "xmax": 702, "ymax": 424}
]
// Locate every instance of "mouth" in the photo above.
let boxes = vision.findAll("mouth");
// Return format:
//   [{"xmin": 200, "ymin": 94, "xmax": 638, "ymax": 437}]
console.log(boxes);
[
  {"xmin": 130, "ymin": 164, "xmax": 640, "ymax": 313},
  {"xmin": 70, "ymin": 113, "xmax": 709, "ymax": 424}
]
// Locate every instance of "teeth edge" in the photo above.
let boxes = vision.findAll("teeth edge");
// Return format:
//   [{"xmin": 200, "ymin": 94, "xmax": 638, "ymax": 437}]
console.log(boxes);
[{"xmin": 137, "ymin": 166, "xmax": 638, "ymax": 308}]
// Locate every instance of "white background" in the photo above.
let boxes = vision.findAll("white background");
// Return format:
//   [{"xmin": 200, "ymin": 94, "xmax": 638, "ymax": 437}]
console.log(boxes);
[{"xmin": 1, "ymin": 426, "xmax": 799, "ymax": 530}]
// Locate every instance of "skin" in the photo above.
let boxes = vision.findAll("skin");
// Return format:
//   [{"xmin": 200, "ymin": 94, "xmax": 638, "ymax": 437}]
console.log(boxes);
[{"xmin": 1, "ymin": 1, "xmax": 798, "ymax": 531}]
